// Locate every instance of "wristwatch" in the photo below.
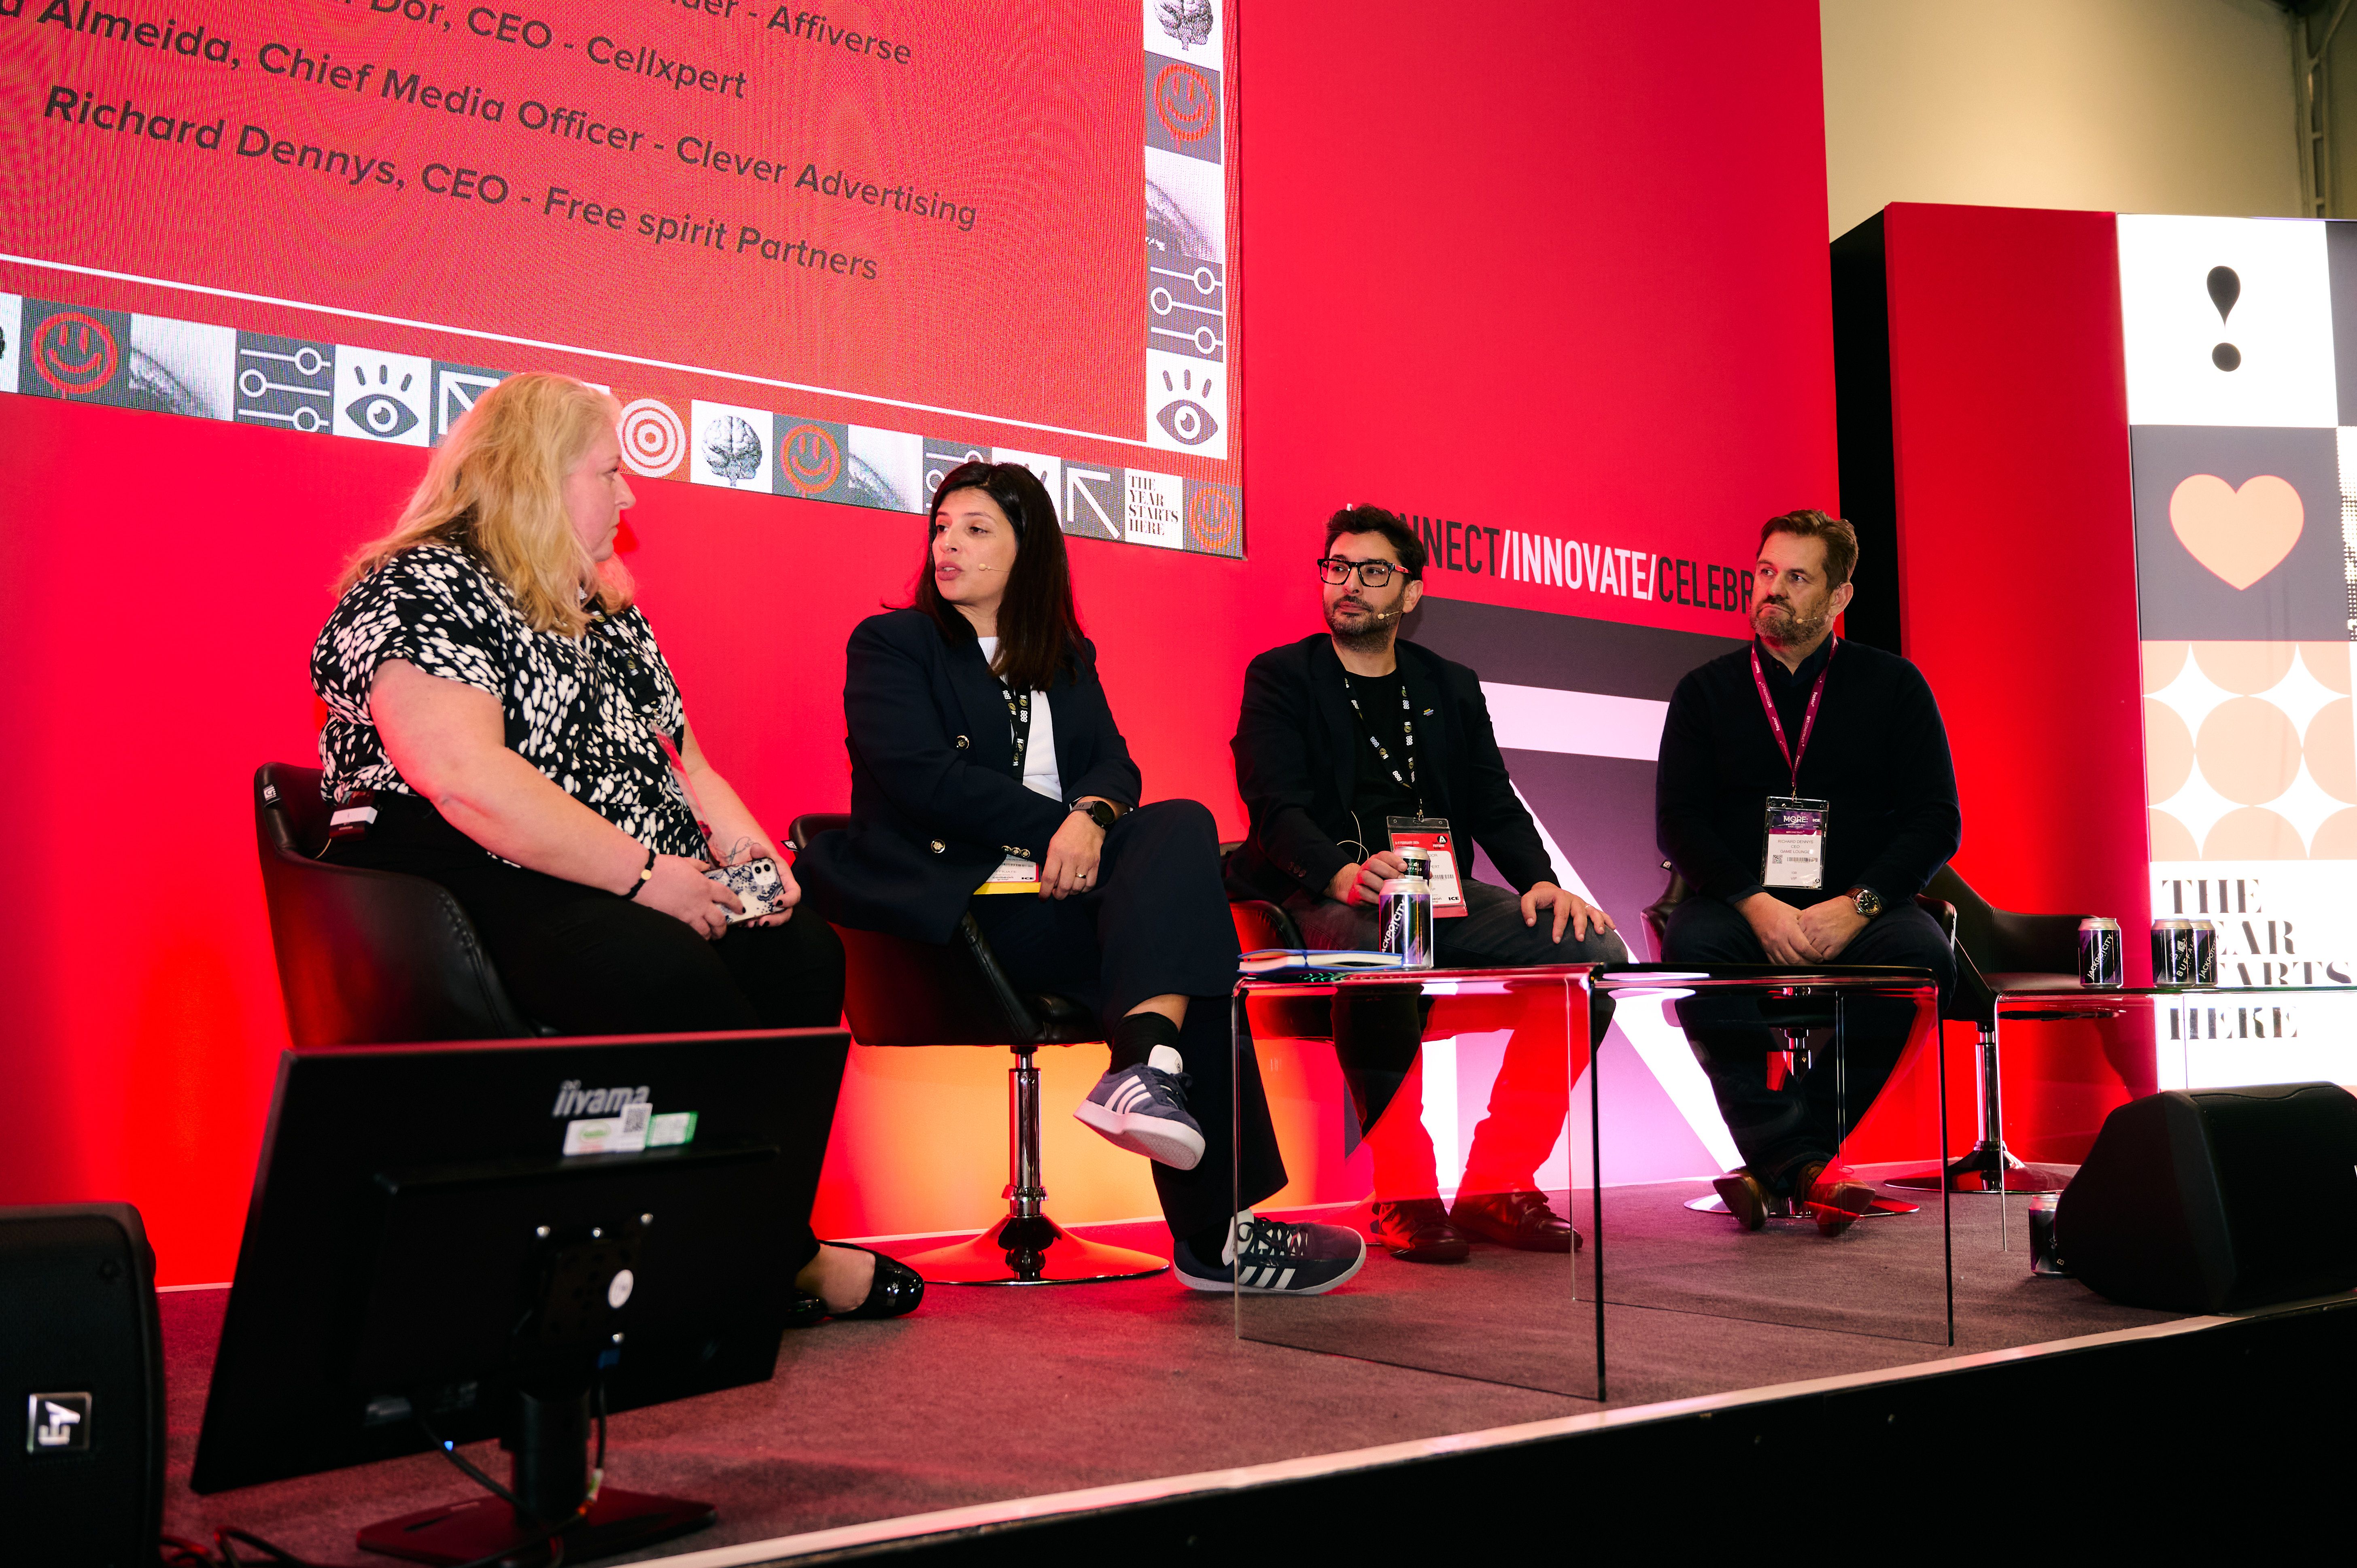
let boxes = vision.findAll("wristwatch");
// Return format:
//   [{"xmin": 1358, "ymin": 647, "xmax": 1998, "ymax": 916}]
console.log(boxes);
[
  {"xmin": 1848, "ymin": 885, "xmax": 1884, "ymax": 919},
  {"xmin": 1070, "ymin": 798, "xmax": 1119, "ymax": 831}
]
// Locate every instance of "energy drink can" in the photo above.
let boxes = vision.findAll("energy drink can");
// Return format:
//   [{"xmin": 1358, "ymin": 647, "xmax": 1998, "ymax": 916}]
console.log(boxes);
[
  {"xmin": 2077, "ymin": 917, "xmax": 2122, "ymax": 987},
  {"xmin": 2190, "ymin": 919, "xmax": 2218, "ymax": 987},
  {"xmin": 2152, "ymin": 918, "xmax": 2195, "ymax": 987},
  {"xmin": 1379, "ymin": 849, "xmax": 1433, "ymax": 970}
]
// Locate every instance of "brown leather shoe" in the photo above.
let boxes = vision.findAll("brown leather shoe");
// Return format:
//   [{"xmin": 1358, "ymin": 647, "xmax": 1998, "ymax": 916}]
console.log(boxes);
[
  {"xmin": 1711, "ymin": 1169, "xmax": 1770, "ymax": 1231},
  {"xmin": 1793, "ymin": 1160, "xmax": 1876, "ymax": 1235},
  {"xmin": 1368, "ymin": 1197, "xmax": 1470, "ymax": 1262},
  {"xmin": 1449, "ymin": 1190, "xmax": 1581, "ymax": 1253}
]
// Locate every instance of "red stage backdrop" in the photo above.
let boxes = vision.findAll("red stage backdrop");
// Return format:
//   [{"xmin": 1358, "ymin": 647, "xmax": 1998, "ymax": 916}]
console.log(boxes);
[
  {"xmin": 1870, "ymin": 202, "xmax": 2157, "ymax": 1158},
  {"xmin": 0, "ymin": 1, "xmax": 1843, "ymax": 1283}
]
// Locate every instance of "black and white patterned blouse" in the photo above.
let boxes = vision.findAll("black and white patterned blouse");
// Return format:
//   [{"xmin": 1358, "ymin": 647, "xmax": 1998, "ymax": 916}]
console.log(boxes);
[{"xmin": 311, "ymin": 543, "xmax": 703, "ymax": 857}]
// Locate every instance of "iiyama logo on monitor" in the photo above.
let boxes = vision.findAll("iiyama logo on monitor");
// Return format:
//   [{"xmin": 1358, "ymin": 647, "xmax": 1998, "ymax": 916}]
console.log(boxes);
[
  {"xmin": 25, "ymin": 1392, "xmax": 91, "ymax": 1453},
  {"xmin": 550, "ymin": 1079, "xmax": 652, "ymax": 1118}
]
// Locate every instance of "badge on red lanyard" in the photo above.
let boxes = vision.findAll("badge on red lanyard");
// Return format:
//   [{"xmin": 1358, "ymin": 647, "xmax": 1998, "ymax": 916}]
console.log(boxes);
[{"xmin": 1751, "ymin": 640, "xmax": 1835, "ymax": 890}]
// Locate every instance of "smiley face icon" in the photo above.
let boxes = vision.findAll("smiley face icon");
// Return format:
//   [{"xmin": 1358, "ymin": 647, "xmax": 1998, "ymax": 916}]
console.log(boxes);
[{"xmin": 24, "ymin": 306, "xmax": 127, "ymax": 400}]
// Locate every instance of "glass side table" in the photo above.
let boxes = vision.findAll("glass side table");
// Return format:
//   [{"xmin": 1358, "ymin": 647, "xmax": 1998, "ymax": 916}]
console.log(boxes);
[
  {"xmin": 1229, "ymin": 962, "xmax": 1950, "ymax": 1403},
  {"xmin": 1976, "ymin": 976, "xmax": 2357, "ymax": 1150},
  {"xmin": 1593, "ymin": 968, "xmax": 1951, "ymax": 1346},
  {"xmin": 1232, "ymin": 964, "xmax": 1602, "ymax": 1399}
]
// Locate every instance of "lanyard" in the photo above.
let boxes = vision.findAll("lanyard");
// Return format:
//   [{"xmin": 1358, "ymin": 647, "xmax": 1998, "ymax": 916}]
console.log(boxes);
[
  {"xmin": 1749, "ymin": 638, "xmax": 1836, "ymax": 793},
  {"xmin": 654, "ymin": 732, "xmax": 720, "ymax": 856},
  {"xmin": 1344, "ymin": 673, "xmax": 1422, "ymax": 811},
  {"xmin": 999, "ymin": 681, "xmax": 1033, "ymax": 780}
]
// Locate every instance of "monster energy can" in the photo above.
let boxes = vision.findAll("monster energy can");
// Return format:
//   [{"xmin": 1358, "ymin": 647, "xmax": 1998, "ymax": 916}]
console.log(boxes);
[{"xmin": 1379, "ymin": 847, "xmax": 1434, "ymax": 970}]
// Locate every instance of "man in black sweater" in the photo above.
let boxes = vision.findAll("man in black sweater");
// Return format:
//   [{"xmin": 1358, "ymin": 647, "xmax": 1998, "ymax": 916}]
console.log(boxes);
[
  {"xmin": 1656, "ymin": 509, "xmax": 1960, "ymax": 1233},
  {"xmin": 1231, "ymin": 505, "xmax": 1627, "ymax": 1261}
]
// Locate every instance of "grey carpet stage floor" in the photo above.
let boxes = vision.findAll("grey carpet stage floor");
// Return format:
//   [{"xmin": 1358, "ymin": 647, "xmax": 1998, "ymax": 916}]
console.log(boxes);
[{"xmin": 161, "ymin": 1175, "xmax": 2184, "ymax": 1561}]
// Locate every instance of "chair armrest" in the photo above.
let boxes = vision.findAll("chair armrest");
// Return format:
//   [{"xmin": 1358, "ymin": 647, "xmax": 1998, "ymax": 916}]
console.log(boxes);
[
  {"xmin": 1230, "ymin": 899, "xmax": 1301, "ymax": 951},
  {"xmin": 1640, "ymin": 864, "xmax": 1690, "ymax": 962},
  {"xmin": 256, "ymin": 846, "xmax": 536, "ymax": 1046},
  {"xmin": 1913, "ymin": 894, "xmax": 1958, "ymax": 944}
]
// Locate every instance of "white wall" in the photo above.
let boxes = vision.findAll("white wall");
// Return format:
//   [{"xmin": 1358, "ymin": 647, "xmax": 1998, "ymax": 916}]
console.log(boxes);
[{"xmin": 1821, "ymin": 0, "xmax": 2302, "ymax": 239}]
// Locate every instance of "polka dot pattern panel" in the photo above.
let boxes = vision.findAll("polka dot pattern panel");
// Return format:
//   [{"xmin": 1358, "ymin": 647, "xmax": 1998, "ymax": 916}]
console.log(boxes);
[{"xmin": 2143, "ymin": 640, "xmax": 2357, "ymax": 857}]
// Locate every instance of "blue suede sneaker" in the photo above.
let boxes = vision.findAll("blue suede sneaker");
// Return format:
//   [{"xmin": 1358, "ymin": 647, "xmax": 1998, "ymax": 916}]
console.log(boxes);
[
  {"xmin": 1172, "ymin": 1214, "xmax": 1367, "ymax": 1295},
  {"xmin": 1073, "ymin": 1061, "xmax": 1206, "ymax": 1170}
]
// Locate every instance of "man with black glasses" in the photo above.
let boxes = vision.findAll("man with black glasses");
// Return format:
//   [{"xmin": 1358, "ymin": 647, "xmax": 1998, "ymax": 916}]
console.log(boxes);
[{"xmin": 1227, "ymin": 505, "xmax": 1626, "ymax": 1262}]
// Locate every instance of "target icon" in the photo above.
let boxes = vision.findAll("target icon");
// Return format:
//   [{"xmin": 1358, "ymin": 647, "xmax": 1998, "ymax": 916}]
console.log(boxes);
[{"xmin": 619, "ymin": 398, "xmax": 686, "ymax": 477}]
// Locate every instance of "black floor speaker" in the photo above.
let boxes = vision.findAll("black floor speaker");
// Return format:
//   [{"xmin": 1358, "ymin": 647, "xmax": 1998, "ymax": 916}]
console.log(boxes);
[
  {"xmin": 2058, "ymin": 1082, "xmax": 2357, "ymax": 1313},
  {"xmin": 0, "ymin": 1203, "xmax": 164, "ymax": 1564}
]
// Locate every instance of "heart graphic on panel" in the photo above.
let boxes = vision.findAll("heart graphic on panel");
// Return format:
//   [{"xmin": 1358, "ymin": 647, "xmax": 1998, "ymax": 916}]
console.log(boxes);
[{"xmin": 2167, "ymin": 472, "xmax": 2303, "ymax": 589}]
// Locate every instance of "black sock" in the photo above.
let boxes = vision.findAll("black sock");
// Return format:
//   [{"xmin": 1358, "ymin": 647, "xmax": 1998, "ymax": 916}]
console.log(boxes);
[
  {"xmin": 1108, "ymin": 1009, "xmax": 1182, "ymax": 1072},
  {"xmin": 1185, "ymin": 1219, "xmax": 1233, "ymax": 1264}
]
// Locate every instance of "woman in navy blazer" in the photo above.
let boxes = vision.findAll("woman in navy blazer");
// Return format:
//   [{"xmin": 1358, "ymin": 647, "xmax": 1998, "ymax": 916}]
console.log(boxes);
[{"xmin": 798, "ymin": 462, "xmax": 1363, "ymax": 1294}]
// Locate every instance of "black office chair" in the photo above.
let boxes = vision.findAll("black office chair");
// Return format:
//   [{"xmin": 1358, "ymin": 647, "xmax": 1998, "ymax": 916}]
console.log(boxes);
[
  {"xmin": 1882, "ymin": 864, "xmax": 2092, "ymax": 1196},
  {"xmin": 786, "ymin": 813, "xmax": 1168, "ymax": 1285},
  {"xmin": 253, "ymin": 763, "xmax": 541, "ymax": 1047},
  {"xmin": 1641, "ymin": 863, "xmax": 1957, "ymax": 1221}
]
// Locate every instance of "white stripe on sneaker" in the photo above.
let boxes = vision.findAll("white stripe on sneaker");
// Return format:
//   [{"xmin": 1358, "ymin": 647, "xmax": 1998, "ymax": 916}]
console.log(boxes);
[{"xmin": 1275, "ymin": 1269, "xmax": 1295, "ymax": 1289}]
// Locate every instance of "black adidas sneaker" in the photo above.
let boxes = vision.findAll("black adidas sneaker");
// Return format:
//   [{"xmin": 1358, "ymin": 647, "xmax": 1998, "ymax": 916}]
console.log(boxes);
[{"xmin": 1173, "ymin": 1214, "xmax": 1366, "ymax": 1294}]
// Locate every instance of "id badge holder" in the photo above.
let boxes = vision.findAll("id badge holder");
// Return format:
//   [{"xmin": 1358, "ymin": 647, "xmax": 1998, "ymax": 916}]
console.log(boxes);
[
  {"xmin": 1387, "ymin": 815, "xmax": 1468, "ymax": 916},
  {"xmin": 1762, "ymin": 796, "xmax": 1828, "ymax": 890}
]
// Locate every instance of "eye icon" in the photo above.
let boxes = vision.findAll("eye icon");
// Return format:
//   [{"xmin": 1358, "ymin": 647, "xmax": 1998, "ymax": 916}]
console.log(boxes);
[
  {"xmin": 1155, "ymin": 398, "xmax": 1218, "ymax": 446},
  {"xmin": 345, "ymin": 391, "xmax": 419, "ymax": 439}
]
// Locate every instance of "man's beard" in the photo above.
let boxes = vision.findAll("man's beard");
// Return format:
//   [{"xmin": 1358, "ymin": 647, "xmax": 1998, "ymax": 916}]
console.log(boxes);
[
  {"xmin": 1326, "ymin": 597, "xmax": 1396, "ymax": 651},
  {"xmin": 1753, "ymin": 596, "xmax": 1830, "ymax": 647}
]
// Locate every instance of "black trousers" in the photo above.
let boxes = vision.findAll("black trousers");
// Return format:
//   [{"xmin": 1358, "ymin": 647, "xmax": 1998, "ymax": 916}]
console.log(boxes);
[
  {"xmin": 1661, "ymin": 893, "xmax": 1954, "ymax": 1194},
  {"xmin": 967, "ymin": 800, "xmax": 1286, "ymax": 1240},
  {"xmin": 326, "ymin": 795, "xmax": 849, "ymax": 1269}
]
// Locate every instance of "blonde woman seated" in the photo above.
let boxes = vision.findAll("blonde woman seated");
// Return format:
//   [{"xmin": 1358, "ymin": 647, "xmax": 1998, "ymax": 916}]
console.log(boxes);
[{"xmin": 310, "ymin": 372, "xmax": 912, "ymax": 1322}]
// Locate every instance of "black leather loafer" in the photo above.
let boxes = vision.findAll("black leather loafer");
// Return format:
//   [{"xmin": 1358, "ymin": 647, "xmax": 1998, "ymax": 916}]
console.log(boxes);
[
  {"xmin": 1792, "ymin": 1161, "xmax": 1875, "ymax": 1237},
  {"xmin": 1368, "ymin": 1197, "xmax": 1470, "ymax": 1262},
  {"xmin": 1449, "ymin": 1189, "xmax": 1581, "ymax": 1253},
  {"xmin": 824, "ymin": 1243, "xmax": 926, "ymax": 1320},
  {"xmin": 784, "ymin": 1290, "xmax": 828, "ymax": 1330},
  {"xmin": 1711, "ymin": 1169, "xmax": 1770, "ymax": 1231}
]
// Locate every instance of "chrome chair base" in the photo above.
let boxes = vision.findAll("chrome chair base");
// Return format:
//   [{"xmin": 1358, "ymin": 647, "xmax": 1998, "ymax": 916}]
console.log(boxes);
[
  {"xmin": 1886, "ymin": 1140, "xmax": 2067, "ymax": 1194},
  {"xmin": 1682, "ymin": 1192, "xmax": 1919, "ymax": 1219},
  {"xmin": 903, "ymin": 1214, "xmax": 1168, "ymax": 1284}
]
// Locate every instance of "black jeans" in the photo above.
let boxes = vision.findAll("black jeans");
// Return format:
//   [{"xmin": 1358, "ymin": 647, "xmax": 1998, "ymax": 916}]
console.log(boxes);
[
  {"xmin": 325, "ymin": 794, "xmax": 849, "ymax": 1269},
  {"xmin": 1283, "ymin": 878, "xmax": 1625, "ymax": 1198},
  {"xmin": 1661, "ymin": 893, "xmax": 1953, "ymax": 1194},
  {"xmin": 968, "ymin": 800, "xmax": 1286, "ymax": 1240}
]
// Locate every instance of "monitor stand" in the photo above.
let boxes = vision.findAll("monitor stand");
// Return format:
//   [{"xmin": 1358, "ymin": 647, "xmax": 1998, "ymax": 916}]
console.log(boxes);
[{"xmin": 358, "ymin": 1388, "xmax": 713, "ymax": 1565}]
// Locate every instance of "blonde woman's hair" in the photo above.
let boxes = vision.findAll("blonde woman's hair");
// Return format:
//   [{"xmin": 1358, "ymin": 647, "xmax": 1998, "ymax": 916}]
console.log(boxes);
[{"xmin": 338, "ymin": 372, "xmax": 630, "ymax": 637}]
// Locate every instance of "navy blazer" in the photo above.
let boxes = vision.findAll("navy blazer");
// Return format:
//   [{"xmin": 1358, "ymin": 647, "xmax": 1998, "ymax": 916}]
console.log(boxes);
[
  {"xmin": 796, "ymin": 608, "xmax": 1142, "ymax": 943},
  {"xmin": 1227, "ymin": 634, "xmax": 1556, "ymax": 904}
]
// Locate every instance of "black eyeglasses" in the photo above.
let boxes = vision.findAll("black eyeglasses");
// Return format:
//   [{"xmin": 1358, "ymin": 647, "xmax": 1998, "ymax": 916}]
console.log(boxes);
[{"xmin": 1317, "ymin": 556, "xmax": 1406, "ymax": 587}]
